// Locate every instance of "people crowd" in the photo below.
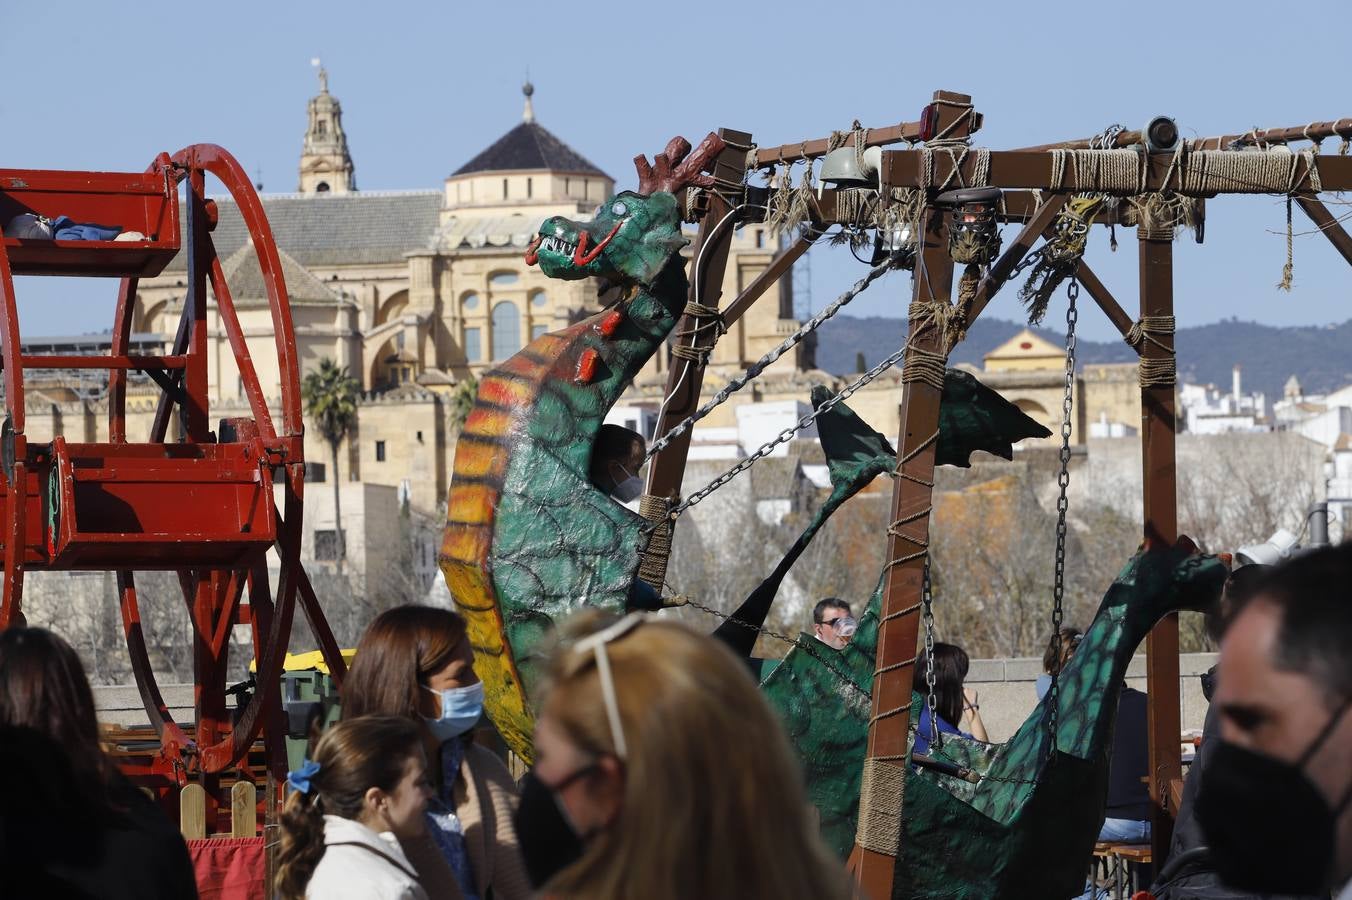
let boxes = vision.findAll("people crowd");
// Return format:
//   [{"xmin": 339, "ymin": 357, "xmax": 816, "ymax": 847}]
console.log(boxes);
[{"xmin": 2, "ymin": 543, "xmax": 1349, "ymax": 899}]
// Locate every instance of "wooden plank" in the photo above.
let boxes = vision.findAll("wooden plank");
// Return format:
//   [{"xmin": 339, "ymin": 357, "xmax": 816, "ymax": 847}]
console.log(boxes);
[
  {"xmin": 231, "ymin": 780, "xmax": 257, "ymax": 838},
  {"xmin": 1138, "ymin": 232, "xmax": 1182, "ymax": 864},
  {"xmin": 180, "ymin": 782, "xmax": 207, "ymax": 840}
]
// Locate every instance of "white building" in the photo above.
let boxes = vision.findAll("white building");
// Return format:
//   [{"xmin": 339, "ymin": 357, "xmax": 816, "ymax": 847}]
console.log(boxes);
[
  {"xmin": 1328, "ymin": 435, "xmax": 1352, "ymax": 541},
  {"xmin": 1179, "ymin": 365, "xmax": 1267, "ymax": 434}
]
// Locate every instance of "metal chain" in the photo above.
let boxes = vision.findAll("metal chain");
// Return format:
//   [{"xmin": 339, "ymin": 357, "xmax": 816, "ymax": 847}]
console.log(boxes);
[
  {"xmin": 650, "ymin": 342, "xmax": 909, "ymax": 528},
  {"xmin": 1045, "ymin": 274, "xmax": 1079, "ymax": 757},
  {"xmin": 645, "ymin": 248, "xmax": 906, "ymax": 462},
  {"xmin": 922, "ymin": 560, "xmax": 940, "ymax": 747}
]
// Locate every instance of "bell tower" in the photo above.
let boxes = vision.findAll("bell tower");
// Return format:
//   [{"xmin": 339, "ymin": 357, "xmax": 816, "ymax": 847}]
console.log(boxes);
[{"xmin": 298, "ymin": 62, "xmax": 356, "ymax": 195}]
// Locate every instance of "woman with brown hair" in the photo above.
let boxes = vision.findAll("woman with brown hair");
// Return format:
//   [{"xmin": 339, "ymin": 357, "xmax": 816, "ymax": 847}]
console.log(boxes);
[
  {"xmin": 0, "ymin": 627, "xmax": 198, "ymax": 899},
  {"xmin": 513, "ymin": 611, "xmax": 853, "ymax": 900},
  {"xmin": 275, "ymin": 716, "xmax": 438, "ymax": 900},
  {"xmin": 343, "ymin": 605, "xmax": 530, "ymax": 900},
  {"xmin": 913, "ymin": 642, "xmax": 989, "ymax": 757}
]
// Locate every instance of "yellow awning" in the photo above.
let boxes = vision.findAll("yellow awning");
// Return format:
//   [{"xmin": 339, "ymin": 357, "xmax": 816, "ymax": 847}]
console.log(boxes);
[{"xmin": 248, "ymin": 648, "xmax": 356, "ymax": 676}]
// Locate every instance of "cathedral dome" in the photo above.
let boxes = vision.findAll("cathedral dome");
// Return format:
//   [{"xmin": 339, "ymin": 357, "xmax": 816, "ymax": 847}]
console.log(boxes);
[
  {"xmin": 441, "ymin": 84, "xmax": 613, "ymax": 218},
  {"xmin": 450, "ymin": 83, "xmax": 608, "ymax": 178}
]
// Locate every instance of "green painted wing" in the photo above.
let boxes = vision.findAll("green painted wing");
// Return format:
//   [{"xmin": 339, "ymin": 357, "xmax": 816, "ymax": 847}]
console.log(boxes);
[{"xmin": 937, "ymin": 368, "xmax": 1052, "ymax": 467}]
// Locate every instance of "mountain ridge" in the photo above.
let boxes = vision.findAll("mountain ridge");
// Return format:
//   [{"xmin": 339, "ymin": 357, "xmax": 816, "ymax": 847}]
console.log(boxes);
[{"xmin": 812, "ymin": 315, "xmax": 1352, "ymax": 402}]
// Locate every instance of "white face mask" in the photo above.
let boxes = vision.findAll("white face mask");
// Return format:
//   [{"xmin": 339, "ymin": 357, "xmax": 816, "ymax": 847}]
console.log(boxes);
[
  {"xmin": 422, "ymin": 681, "xmax": 485, "ymax": 742},
  {"xmin": 610, "ymin": 464, "xmax": 643, "ymax": 503}
]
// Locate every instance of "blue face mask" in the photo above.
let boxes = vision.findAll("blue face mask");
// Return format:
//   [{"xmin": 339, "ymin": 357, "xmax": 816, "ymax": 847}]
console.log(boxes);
[{"xmin": 423, "ymin": 680, "xmax": 485, "ymax": 742}]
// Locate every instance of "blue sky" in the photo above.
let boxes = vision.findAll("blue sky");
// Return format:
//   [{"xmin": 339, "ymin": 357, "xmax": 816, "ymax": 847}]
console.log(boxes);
[{"xmin": 3, "ymin": 0, "xmax": 1350, "ymax": 342}]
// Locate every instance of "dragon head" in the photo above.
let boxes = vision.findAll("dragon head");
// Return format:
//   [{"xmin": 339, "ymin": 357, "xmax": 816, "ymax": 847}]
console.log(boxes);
[{"xmin": 525, "ymin": 133, "xmax": 726, "ymax": 286}]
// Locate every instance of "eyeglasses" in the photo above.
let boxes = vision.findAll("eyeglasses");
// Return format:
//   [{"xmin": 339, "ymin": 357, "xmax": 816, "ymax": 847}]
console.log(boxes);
[
  {"xmin": 819, "ymin": 615, "xmax": 858, "ymax": 637},
  {"xmin": 570, "ymin": 613, "xmax": 646, "ymax": 760}
]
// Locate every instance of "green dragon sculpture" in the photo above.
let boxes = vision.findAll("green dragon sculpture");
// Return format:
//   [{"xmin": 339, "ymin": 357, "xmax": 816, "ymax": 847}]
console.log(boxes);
[{"xmin": 439, "ymin": 134, "xmax": 726, "ymax": 761}]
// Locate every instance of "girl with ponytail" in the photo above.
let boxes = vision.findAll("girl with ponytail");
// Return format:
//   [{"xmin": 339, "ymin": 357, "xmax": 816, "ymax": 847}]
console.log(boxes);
[{"xmin": 275, "ymin": 715, "xmax": 450, "ymax": 900}]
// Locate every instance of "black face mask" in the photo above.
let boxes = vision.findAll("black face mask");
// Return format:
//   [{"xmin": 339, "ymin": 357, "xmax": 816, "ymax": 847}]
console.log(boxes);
[
  {"xmin": 512, "ymin": 765, "xmax": 597, "ymax": 890},
  {"xmin": 1197, "ymin": 702, "xmax": 1351, "ymax": 895}
]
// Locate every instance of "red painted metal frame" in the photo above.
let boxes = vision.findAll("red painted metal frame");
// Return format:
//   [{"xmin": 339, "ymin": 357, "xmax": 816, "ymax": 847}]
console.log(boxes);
[{"xmin": 0, "ymin": 145, "xmax": 346, "ymax": 830}]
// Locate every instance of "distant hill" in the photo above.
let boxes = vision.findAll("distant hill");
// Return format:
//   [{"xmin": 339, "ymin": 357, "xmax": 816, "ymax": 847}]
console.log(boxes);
[{"xmin": 813, "ymin": 315, "xmax": 1352, "ymax": 402}]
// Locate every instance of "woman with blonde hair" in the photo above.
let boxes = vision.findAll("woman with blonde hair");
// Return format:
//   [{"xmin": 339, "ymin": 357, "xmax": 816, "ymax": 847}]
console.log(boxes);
[
  {"xmin": 514, "ymin": 611, "xmax": 853, "ymax": 900},
  {"xmin": 343, "ymin": 605, "xmax": 530, "ymax": 900},
  {"xmin": 275, "ymin": 715, "xmax": 439, "ymax": 900}
]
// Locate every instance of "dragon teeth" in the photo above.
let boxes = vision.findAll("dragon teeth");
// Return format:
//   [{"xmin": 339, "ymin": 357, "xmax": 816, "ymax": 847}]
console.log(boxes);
[{"xmin": 540, "ymin": 236, "xmax": 577, "ymax": 257}]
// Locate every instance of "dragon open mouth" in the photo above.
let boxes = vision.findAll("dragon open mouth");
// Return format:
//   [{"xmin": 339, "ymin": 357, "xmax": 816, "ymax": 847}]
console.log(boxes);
[{"xmin": 524, "ymin": 220, "xmax": 624, "ymax": 268}]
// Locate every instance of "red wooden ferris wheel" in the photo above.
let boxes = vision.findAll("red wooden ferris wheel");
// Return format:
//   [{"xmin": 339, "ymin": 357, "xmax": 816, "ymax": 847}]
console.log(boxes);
[{"xmin": 0, "ymin": 145, "xmax": 345, "ymax": 806}]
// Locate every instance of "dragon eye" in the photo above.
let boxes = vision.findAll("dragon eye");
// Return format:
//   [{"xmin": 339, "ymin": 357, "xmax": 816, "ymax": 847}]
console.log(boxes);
[{"xmin": 610, "ymin": 201, "xmax": 629, "ymax": 217}]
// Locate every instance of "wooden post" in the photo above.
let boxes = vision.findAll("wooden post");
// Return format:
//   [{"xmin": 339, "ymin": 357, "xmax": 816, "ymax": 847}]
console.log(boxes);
[
  {"xmin": 639, "ymin": 128, "xmax": 751, "ymax": 589},
  {"xmin": 1138, "ymin": 223, "xmax": 1181, "ymax": 864},
  {"xmin": 849, "ymin": 89, "xmax": 973, "ymax": 900}
]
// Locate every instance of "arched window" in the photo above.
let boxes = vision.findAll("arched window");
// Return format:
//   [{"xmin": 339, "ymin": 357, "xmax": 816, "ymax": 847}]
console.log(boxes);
[
  {"xmin": 462, "ymin": 292, "xmax": 480, "ymax": 311},
  {"xmin": 491, "ymin": 301, "xmax": 521, "ymax": 360},
  {"xmin": 315, "ymin": 182, "xmax": 330, "ymax": 193},
  {"xmin": 529, "ymin": 290, "xmax": 547, "ymax": 308}
]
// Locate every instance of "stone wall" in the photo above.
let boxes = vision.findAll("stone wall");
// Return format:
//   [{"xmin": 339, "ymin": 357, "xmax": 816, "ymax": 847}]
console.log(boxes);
[
  {"xmin": 968, "ymin": 652, "xmax": 1216, "ymax": 743},
  {"xmin": 93, "ymin": 654, "xmax": 1219, "ymax": 741}
]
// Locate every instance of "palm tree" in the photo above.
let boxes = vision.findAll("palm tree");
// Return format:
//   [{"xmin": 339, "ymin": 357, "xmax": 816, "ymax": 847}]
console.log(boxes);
[
  {"xmin": 448, "ymin": 375, "xmax": 478, "ymax": 433},
  {"xmin": 302, "ymin": 358, "xmax": 360, "ymax": 563}
]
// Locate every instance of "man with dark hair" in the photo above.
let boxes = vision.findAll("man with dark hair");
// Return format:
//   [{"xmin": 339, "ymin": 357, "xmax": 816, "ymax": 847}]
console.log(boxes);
[
  {"xmin": 1152, "ymin": 565, "xmax": 1287, "ymax": 899},
  {"xmin": 1196, "ymin": 547, "xmax": 1352, "ymax": 898},
  {"xmin": 589, "ymin": 424, "xmax": 646, "ymax": 504},
  {"xmin": 811, "ymin": 598, "xmax": 856, "ymax": 651}
]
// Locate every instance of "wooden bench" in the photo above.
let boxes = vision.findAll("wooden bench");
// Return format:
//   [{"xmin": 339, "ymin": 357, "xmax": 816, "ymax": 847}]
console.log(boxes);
[{"xmin": 1086, "ymin": 842, "xmax": 1153, "ymax": 899}]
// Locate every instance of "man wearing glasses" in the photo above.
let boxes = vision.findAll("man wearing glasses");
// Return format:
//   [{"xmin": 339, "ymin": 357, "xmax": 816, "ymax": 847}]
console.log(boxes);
[{"xmin": 811, "ymin": 598, "xmax": 857, "ymax": 651}]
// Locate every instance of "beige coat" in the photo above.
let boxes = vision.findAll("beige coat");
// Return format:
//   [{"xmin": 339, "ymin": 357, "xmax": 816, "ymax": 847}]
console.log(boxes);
[{"xmin": 400, "ymin": 743, "xmax": 533, "ymax": 900}]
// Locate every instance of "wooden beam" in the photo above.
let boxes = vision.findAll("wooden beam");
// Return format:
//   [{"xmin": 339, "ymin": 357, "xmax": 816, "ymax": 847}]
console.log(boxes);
[
  {"xmin": 1075, "ymin": 261, "xmax": 1137, "ymax": 347},
  {"xmin": 641, "ymin": 128, "xmax": 752, "ymax": 586},
  {"xmin": 749, "ymin": 89, "xmax": 982, "ymax": 170},
  {"xmin": 1296, "ymin": 195, "xmax": 1352, "ymax": 269},
  {"xmin": 1138, "ymin": 230, "xmax": 1182, "ymax": 865},
  {"xmin": 882, "ymin": 149, "xmax": 1352, "ymax": 194},
  {"xmin": 960, "ymin": 193, "xmax": 1069, "ymax": 327},
  {"xmin": 1017, "ymin": 117, "xmax": 1352, "ymax": 153},
  {"xmin": 721, "ymin": 229, "xmax": 822, "ymax": 328},
  {"xmin": 849, "ymin": 89, "xmax": 972, "ymax": 899},
  {"xmin": 751, "ymin": 120, "xmax": 926, "ymax": 169}
]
